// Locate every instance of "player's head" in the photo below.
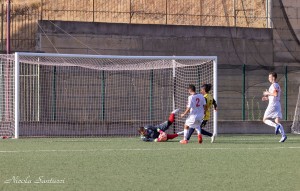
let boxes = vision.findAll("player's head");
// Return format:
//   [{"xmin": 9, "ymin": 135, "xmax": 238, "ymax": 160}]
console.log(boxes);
[
  {"xmin": 200, "ymin": 84, "xmax": 212, "ymax": 94},
  {"xmin": 188, "ymin": 84, "xmax": 196, "ymax": 94},
  {"xmin": 268, "ymin": 72, "xmax": 277, "ymax": 83},
  {"xmin": 138, "ymin": 127, "xmax": 147, "ymax": 136}
]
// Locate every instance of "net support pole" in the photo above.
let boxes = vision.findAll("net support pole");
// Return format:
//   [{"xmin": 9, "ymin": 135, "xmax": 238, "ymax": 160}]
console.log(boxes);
[
  {"xmin": 14, "ymin": 53, "xmax": 20, "ymax": 139},
  {"xmin": 285, "ymin": 65, "xmax": 288, "ymax": 120},
  {"xmin": 172, "ymin": 59, "xmax": 176, "ymax": 134},
  {"xmin": 266, "ymin": 0, "xmax": 273, "ymax": 28},
  {"xmin": 101, "ymin": 70, "xmax": 105, "ymax": 121},
  {"xmin": 149, "ymin": 70, "xmax": 153, "ymax": 121},
  {"xmin": 242, "ymin": 64, "xmax": 246, "ymax": 120},
  {"xmin": 213, "ymin": 58, "xmax": 218, "ymax": 136},
  {"xmin": 52, "ymin": 67, "xmax": 57, "ymax": 121},
  {"xmin": 1, "ymin": 4, "xmax": 4, "ymax": 52},
  {"xmin": 6, "ymin": 0, "xmax": 11, "ymax": 54}
]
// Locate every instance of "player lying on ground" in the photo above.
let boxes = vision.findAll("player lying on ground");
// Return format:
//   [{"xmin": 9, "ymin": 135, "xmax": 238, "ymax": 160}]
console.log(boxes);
[
  {"xmin": 138, "ymin": 109, "xmax": 183, "ymax": 142},
  {"xmin": 186, "ymin": 84, "xmax": 217, "ymax": 143},
  {"xmin": 180, "ymin": 84, "xmax": 206, "ymax": 144},
  {"xmin": 262, "ymin": 72, "xmax": 287, "ymax": 142}
]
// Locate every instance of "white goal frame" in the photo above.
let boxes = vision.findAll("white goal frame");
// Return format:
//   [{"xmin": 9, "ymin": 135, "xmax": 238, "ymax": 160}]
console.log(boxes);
[{"xmin": 13, "ymin": 52, "xmax": 218, "ymax": 139}]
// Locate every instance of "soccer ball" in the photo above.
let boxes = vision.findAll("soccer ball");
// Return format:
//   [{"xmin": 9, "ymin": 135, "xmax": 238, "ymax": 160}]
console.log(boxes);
[{"xmin": 158, "ymin": 132, "xmax": 168, "ymax": 142}]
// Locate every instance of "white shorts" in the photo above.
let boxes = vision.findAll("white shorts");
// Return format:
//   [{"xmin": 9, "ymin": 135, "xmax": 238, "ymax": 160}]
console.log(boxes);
[
  {"xmin": 185, "ymin": 115, "xmax": 203, "ymax": 129},
  {"xmin": 264, "ymin": 102, "xmax": 282, "ymax": 119}
]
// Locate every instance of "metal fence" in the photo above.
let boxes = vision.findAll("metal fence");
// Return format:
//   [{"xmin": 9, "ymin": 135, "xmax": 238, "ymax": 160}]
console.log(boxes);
[
  {"xmin": 0, "ymin": 2, "xmax": 40, "ymax": 52},
  {"xmin": 0, "ymin": 0, "xmax": 269, "ymax": 52},
  {"xmin": 40, "ymin": 0, "xmax": 269, "ymax": 27},
  {"xmin": 218, "ymin": 64, "xmax": 300, "ymax": 121}
]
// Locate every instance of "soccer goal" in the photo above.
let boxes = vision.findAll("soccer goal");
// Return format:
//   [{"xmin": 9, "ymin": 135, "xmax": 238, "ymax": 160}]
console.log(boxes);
[
  {"xmin": 292, "ymin": 86, "xmax": 300, "ymax": 134},
  {"xmin": 0, "ymin": 53, "xmax": 217, "ymax": 138}
]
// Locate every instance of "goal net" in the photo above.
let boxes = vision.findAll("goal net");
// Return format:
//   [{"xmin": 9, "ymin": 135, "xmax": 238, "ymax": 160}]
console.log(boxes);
[
  {"xmin": 0, "ymin": 53, "xmax": 217, "ymax": 138},
  {"xmin": 292, "ymin": 86, "xmax": 300, "ymax": 134}
]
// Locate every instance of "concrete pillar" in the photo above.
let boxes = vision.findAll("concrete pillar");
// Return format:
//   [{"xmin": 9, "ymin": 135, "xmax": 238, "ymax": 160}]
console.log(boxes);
[{"xmin": 266, "ymin": 0, "xmax": 273, "ymax": 28}]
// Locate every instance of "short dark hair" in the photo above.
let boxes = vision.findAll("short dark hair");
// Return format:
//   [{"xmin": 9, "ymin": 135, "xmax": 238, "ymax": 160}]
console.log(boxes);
[
  {"xmin": 269, "ymin": 72, "xmax": 277, "ymax": 80},
  {"xmin": 188, "ymin": 84, "xmax": 196, "ymax": 92},
  {"xmin": 138, "ymin": 127, "xmax": 145, "ymax": 134},
  {"xmin": 201, "ymin": 84, "xmax": 212, "ymax": 93}
]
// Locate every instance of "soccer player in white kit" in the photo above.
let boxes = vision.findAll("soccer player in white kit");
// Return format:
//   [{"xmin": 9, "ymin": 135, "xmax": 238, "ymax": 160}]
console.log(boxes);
[
  {"xmin": 262, "ymin": 72, "xmax": 287, "ymax": 142},
  {"xmin": 180, "ymin": 84, "xmax": 206, "ymax": 144}
]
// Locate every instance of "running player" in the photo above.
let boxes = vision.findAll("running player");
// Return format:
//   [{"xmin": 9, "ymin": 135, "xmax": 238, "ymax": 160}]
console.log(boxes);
[
  {"xmin": 180, "ymin": 84, "xmax": 206, "ymax": 144},
  {"xmin": 186, "ymin": 84, "xmax": 217, "ymax": 143},
  {"xmin": 138, "ymin": 109, "xmax": 183, "ymax": 142},
  {"xmin": 262, "ymin": 72, "xmax": 287, "ymax": 142}
]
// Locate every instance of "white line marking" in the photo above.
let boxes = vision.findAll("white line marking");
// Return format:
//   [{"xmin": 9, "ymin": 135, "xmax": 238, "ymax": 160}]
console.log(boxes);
[{"xmin": 0, "ymin": 147, "xmax": 299, "ymax": 153}]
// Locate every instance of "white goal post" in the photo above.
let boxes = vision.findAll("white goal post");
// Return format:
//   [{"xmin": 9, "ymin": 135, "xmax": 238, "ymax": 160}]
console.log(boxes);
[
  {"xmin": 1, "ymin": 53, "xmax": 217, "ymax": 138},
  {"xmin": 291, "ymin": 86, "xmax": 300, "ymax": 134}
]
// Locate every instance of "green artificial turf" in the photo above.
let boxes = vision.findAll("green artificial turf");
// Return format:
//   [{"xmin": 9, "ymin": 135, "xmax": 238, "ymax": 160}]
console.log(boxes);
[{"xmin": 0, "ymin": 135, "xmax": 299, "ymax": 191}]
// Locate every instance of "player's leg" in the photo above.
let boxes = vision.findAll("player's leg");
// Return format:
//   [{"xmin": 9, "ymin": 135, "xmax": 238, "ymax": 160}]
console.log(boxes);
[
  {"xmin": 200, "ymin": 120, "xmax": 212, "ymax": 137},
  {"xmin": 180, "ymin": 124, "xmax": 190, "ymax": 144},
  {"xmin": 166, "ymin": 131, "xmax": 184, "ymax": 140},
  {"xmin": 156, "ymin": 121, "xmax": 170, "ymax": 132},
  {"xmin": 263, "ymin": 117, "xmax": 281, "ymax": 134},
  {"xmin": 186, "ymin": 126, "xmax": 203, "ymax": 143},
  {"xmin": 186, "ymin": 127, "xmax": 195, "ymax": 141},
  {"xmin": 194, "ymin": 120, "xmax": 203, "ymax": 144},
  {"xmin": 157, "ymin": 109, "xmax": 180, "ymax": 132},
  {"xmin": 263, "ymin": 105, "xmax": 281, "ymax": 134},
  {"xmin": 275, "ymin": 117, "xmax": 287, "ymax": 142},
  {"xmin": 201, "ymin": 129, "xmax": 212, "ymax": 136},
  {"xmin": 187, "ymin": 120, "xmax": 212, "ymax": 142},
  {"xmin": 180, "ymin": 115, "xmax": 195, "ymax": 144},
  {"xmin": 200, "ymin": 120, "xmax": 215, "ymax": 143}
]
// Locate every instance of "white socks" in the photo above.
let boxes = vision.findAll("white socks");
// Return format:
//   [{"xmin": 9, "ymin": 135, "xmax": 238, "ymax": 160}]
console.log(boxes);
[
  {"xmin": 264, "ymin": 120, "xmax": 286, "ymax": 137},
  {"xmin": 278, "ymin": 123, "xmax": 286, "ymax": 137},
  {"xmin": 264, "ymin": 120, "xmax": 277, "ymax": 128},
  {"xmin": 195, "ymin": 126, "xmax": 201, "ymax": 135},
  {"xmin": 183, "ymin": 129, "xmax": 188, "ymax": 140}
]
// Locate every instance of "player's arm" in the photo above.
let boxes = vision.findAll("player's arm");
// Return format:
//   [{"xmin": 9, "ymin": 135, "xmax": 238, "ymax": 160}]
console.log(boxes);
[
  {"xmin": 148, "ymin": 126, "xmax": 163, "ymax": 133},
  {"xmin": 204, "ymin": 97, "xmax": 208, "ymax": 113},
  {"xmin": 181, "ymin": 107, "xmax": 190, "ymax": 118},
  {"xmin": 262, "ymin": 96, "xmax": 268, "ymax": 101},
  {"xmin": 263, "ymin": 84, "xmax": 279, "ymax": 97},
  {"xmin": 141, "ymin": 135, "xmax": 154, "ymax": 142},
  {"xmin": 181, "ymin": 96, "xmax": 191, "ymax": 117},
  {"xmin": 212, "ymin": 99, "xmax": 217, "ymax": 110},
  {"xmin": 141, "ymin": 136, "xmax": 154, "ymax": 142},
  {"xmin": 263, "ymin": 89, "xmax": 278, "ymax": 97}
]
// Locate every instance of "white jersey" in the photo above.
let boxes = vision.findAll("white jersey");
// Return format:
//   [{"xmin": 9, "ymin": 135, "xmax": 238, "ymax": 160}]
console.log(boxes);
[
  {"xmin": 187, "ymin": 93, "xmax": 206, "ymax": 119},
  {"xmin": 268, "ymin": 83, "xmax": 281, "ymax": 104},
  {"xmin": 264, "ymin": 82, "xmax": 282, "ymax": 119}
]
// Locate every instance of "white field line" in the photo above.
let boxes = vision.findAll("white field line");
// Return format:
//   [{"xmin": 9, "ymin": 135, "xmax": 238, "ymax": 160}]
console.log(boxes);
[
  {"xmin": 8, "ymin": 138, "xmax": 298, "ymax": 145},
  {"xmin": 34, "ymin": 137, "xmax": 300, "ymax": 142},
  {"xmin": 0, "ymin": 147, "xmax": 299, "ymax": 153}
]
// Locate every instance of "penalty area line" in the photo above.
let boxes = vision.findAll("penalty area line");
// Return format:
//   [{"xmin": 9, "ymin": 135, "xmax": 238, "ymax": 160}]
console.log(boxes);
[{"xmin": 0, "ymin": 147, "xmax": 300, "ymax": 153}]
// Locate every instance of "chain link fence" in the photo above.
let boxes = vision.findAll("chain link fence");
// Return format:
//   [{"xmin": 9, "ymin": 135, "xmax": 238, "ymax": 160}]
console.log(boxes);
[{"xmin": 218, "ymin": 64, "xmax": 300, "ymax": 121}]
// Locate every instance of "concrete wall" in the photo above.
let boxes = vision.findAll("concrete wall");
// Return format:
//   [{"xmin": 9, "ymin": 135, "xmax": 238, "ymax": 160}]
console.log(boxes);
[
  {"xmin": 273, "ymin": 0, "xmax": 300, "ymax": 65},
  {"xmin": 18, "ymin": 121, "xmax": 293, "ymax": 136},
  {"xmin": 36, "ymin": 21, "xmax": 275, "ymax": 122}
]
